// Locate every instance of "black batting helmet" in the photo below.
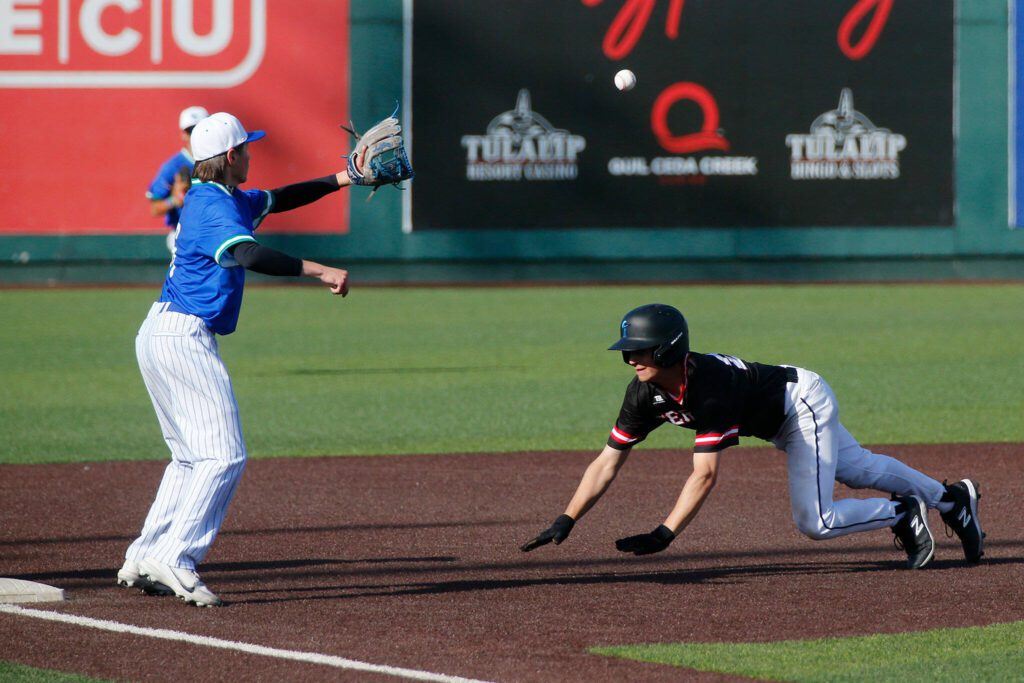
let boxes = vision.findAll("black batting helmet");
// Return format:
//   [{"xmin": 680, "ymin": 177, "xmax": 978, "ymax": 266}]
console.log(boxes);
[{"xmin": 608, "ymin": 304, "xmax": 689, "ymax": 367}]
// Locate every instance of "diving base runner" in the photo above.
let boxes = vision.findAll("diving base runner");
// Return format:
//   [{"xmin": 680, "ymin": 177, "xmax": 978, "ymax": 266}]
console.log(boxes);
[{"xmin": 521, "ymin": 304, "xmax": 984, "ymax": 570}]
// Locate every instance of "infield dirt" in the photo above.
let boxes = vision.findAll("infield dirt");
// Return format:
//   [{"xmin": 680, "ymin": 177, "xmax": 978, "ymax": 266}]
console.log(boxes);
[{"xmin": 1, "ymin": 444, "xmax": 1020, "ymax": 682}]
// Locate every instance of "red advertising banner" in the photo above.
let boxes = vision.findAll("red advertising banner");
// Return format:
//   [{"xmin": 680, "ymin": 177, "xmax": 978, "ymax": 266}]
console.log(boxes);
[{"xmin": 0, "ymin": 0, "xmax": 349, "ymax": 234}]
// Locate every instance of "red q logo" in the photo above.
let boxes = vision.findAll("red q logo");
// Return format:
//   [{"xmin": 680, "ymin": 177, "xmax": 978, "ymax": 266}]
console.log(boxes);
[
  {"xmin": 0, "ymin": 0, "xmax": 266, "ymax": 87},
  {"xmin": 651, "ymin": 82, "xmax": 730, "ymax": 154},
  {"xmin": 582, "ymin": 0, "xmax": 894, "ymax": 155}
]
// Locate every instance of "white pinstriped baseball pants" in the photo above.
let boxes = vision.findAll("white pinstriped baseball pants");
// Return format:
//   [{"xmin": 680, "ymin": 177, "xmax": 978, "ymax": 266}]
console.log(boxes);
[
  {"xmin": 126, "ymin": 302, "xmax": 247, "ymax": 570},
  {"xmin": 772, "ymin": 367, "xmax": 946, "ymax": 540}
]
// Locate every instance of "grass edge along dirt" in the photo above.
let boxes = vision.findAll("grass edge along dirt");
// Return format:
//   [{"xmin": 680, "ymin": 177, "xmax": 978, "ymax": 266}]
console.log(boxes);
[
  {"xmin": 0, "ymin": 662, "xmax": 111, "ymax": 683},
  {"xmin": 591, "ymin": 620, "xmax": 1024, "ymax": 682}
]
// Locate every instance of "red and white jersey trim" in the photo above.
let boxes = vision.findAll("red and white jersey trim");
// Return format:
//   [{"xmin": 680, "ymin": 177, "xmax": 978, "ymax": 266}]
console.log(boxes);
[
  {"xmin": 694, "ymin": 427, "xmax": 739, "ymax": 447},
  {"xmin": 610, "ymin": 426, "xmax": 639, "ymax": 445}
]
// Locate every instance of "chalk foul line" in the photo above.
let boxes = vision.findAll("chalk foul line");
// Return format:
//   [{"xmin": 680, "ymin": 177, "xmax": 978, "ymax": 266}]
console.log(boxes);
[{"xmin": 0, "ymin": 604, "xmax": 493, "ymax": 683}]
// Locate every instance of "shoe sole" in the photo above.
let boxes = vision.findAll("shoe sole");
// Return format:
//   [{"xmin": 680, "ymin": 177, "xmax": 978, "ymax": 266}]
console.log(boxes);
[
  {"xmin": 117, "ymin": 575, "xmax": 174, "ymax": 596},
  {"xmin": 178, "ymin": 596, "xmax": 221, "ymax": 607},
  {"xmin": 138, "ymin": 560, "xmax": 222, "ymax": 607}
]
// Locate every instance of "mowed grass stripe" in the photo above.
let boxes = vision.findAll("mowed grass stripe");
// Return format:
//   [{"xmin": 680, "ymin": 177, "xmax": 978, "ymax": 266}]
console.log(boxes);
[
  {"xmin": 591, "ymin": 620, "xmax": 1024, "ymax": 681},
  {"xmin": 1, "ymin": 284, "xmax": 1022, "ymax": 464},
  {"xmin": 0, "ymin": 662, "xmax": 110, "ymax": 683}
]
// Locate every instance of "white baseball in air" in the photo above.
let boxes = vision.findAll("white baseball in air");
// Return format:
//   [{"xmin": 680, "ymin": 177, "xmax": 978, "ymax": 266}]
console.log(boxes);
[{"xmin": 614, "ymin": 69, "xmax": 637, "ymax": 91}]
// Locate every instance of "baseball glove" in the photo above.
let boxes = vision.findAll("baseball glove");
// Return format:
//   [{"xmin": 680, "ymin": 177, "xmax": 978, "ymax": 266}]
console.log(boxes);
[
  {"xmin": 342, "ymin": 108, "xmax": 414, "ymax": 192},
  {"xmin": 172, "ymin": 165, "xmax": 192, "ymax": 202}
]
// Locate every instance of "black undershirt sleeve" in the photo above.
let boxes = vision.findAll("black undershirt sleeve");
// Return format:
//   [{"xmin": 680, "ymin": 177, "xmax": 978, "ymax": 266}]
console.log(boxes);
[
  {"xmin": 269, "ymin": 175, "xmax": 341, "ymax": 213},
  {"xmin": 230, "ymin": 241, "xmax": 303, "ymax": 277}
]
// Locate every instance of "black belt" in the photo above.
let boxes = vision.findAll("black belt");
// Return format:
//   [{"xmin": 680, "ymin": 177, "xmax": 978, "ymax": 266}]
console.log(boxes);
[
  {"xmin": 785, "ymin": 366, "xmax": 798, "ymax": 383},
  {"xmin": 165, "ymin": 301, "xmax": 192, "ymax": 316},
  {"xmin": 160, "ymin": 301, "xmax": 213, "ymax": 332}
]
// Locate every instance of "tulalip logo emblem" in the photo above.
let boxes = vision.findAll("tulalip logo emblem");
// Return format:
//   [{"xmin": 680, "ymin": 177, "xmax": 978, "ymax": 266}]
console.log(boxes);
[
  {"xmin": 461, "ymin": 89, "xmax": 586, "ymax": 182},
  {"xmin": 785, "ymin": 88, "xmax": 907, "ymax": 180}
]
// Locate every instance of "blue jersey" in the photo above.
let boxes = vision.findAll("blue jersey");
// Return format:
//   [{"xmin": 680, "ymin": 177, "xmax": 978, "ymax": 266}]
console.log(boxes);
[
  {"xmin": 146, "ymin": 150, "xmax": 195, "ymax": 228},
  {"xmin": 160, "ymin": 181, "xmax": 273, "ymax": 335}
]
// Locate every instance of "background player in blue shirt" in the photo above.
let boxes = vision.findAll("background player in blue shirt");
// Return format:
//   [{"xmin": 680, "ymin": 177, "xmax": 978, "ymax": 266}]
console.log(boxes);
[
  {"xmin": 146, "ymin": 106, "xmax": 208, "ymax": 251},
  {"xmin": 521, "ymin": 304, "xmax": 984, "ymax": 571},
  {"xmin": 118, "ymin": 111, "xmax": 402, "ymax": 606}
]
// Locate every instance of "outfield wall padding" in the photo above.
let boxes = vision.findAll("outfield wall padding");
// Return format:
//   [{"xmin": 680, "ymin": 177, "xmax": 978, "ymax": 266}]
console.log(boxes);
[{"xmin": 1, "ymin": 0, "xmax": 1021, "ymax": 283}]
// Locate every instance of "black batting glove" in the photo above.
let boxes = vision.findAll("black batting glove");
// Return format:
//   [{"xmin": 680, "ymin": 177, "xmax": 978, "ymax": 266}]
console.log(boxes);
[
  {"xmin": 520, "ymin": 514, "xmax": 575, "ymax": 552},
  {"xmin": 614, "ymin": 524, "xmax": 676, "ymax": 555}
]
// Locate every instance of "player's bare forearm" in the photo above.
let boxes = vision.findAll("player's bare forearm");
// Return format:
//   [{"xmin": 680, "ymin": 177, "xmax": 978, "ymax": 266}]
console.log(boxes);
[
  {"xmin": 564, "ymin": 445, "xmax": 630, "ymax": 520},
  {"xmin": 301, "ymin": 260, "xmax": 349, "ymax": 296},
  {"xmin": 149, "ymin": 198, "xmax": 178, "ymax": 218},
  {"xmin": 334, "ymin": 171, "xmax": 353, "ymax": 188},
  {"xmin": 663, "ymin": 450, "xmax": 720, "ymax": 534},
  {"xmin": 520, "ymin": 446, "xmax": 627, "ymax": 553}
]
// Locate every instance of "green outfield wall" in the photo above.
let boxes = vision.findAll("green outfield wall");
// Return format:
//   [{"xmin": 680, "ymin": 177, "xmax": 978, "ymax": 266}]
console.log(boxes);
[{"xmin": 2, "ymin": 0, "xmax": 1021, "ymax": 284}]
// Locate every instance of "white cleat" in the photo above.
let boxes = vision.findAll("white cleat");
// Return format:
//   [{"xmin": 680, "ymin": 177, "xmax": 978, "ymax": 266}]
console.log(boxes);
[
  {"xmin": 138, "ymin": 558, "xmax": 223, "ymax": 607},
  {"xmin": 117, "ymin": 560, "xmax": 173, "ymax": 596}
]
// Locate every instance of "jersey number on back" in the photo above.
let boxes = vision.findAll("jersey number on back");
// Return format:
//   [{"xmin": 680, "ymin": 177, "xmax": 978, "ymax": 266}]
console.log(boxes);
[{"xmin": 711, "ymin": 353, "xmax": 748, "ymax": 370}]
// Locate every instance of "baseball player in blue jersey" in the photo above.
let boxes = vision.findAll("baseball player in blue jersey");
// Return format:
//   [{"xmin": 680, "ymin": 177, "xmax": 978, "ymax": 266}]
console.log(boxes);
[
  {"xmin": 146, "ymin": 106, "xmax": 208, "ymax": 251},
  {"xmin": 118, "ymin": 111, "xmax": 412, "ymax": 606},
  {"xmin": 522, "ymin": 304, "xmax": 985, "ymax": 570}
]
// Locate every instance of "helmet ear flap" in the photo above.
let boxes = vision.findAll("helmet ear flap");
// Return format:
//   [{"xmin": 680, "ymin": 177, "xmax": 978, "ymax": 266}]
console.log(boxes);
[{"xmin": 653, "ymin": 330, "xmax": 689, "ymax": 367}]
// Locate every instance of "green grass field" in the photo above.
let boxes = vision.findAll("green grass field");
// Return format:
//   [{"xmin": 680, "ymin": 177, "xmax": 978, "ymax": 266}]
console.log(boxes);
[
  {"xmin": 2, "ymin": 284, "xmax": 1023, "ymax": 464},
  {"xmin": 592, "ymin": 620, "xmax": 1024, "ymax": 681},
  {"xmin": 0, "ymin": 663, "xmax": 107, "ymax": 683}
]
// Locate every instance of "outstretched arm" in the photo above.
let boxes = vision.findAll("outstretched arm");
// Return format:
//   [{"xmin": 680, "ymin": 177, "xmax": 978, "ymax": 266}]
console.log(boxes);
[
  {"xmin": 520, "ymin": 445, "xmax": 630, "ymax": 552},
  {"xmin": 663, "ymin": 450, "xmax": 720, "ymax": 534},
  {"xmin": 615, "ymin": 450, "xmax": 721, "ymax": 555},
  {"xmin": 300, "ymin": 258, "xmax": 348, "ymax": 296},
  {"xmin": 564, "ymin": 444, "xmax": 631, "ymax": 520},
  {"xmin": 230, "ymin": 242, "xmax": 348, "ymax": 296},
  {"xmin": 269, "ymin": 172, "xmax": 353, "ymax": 213}
]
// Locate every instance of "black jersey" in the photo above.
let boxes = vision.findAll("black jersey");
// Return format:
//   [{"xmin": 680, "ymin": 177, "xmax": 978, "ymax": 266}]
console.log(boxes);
[{"xmin": 607, "ymin": 352, "xmax": 798, "ymax": 453}]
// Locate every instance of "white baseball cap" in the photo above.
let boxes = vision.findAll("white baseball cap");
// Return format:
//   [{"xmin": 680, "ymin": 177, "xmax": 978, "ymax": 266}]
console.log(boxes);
[
  {"xmin": 178, "ymin": 105, "xmax": 209, "ymax": 131},
  {"xmin": 190, "ymin": 112, "xmax": 266, "ymax": 162}
]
